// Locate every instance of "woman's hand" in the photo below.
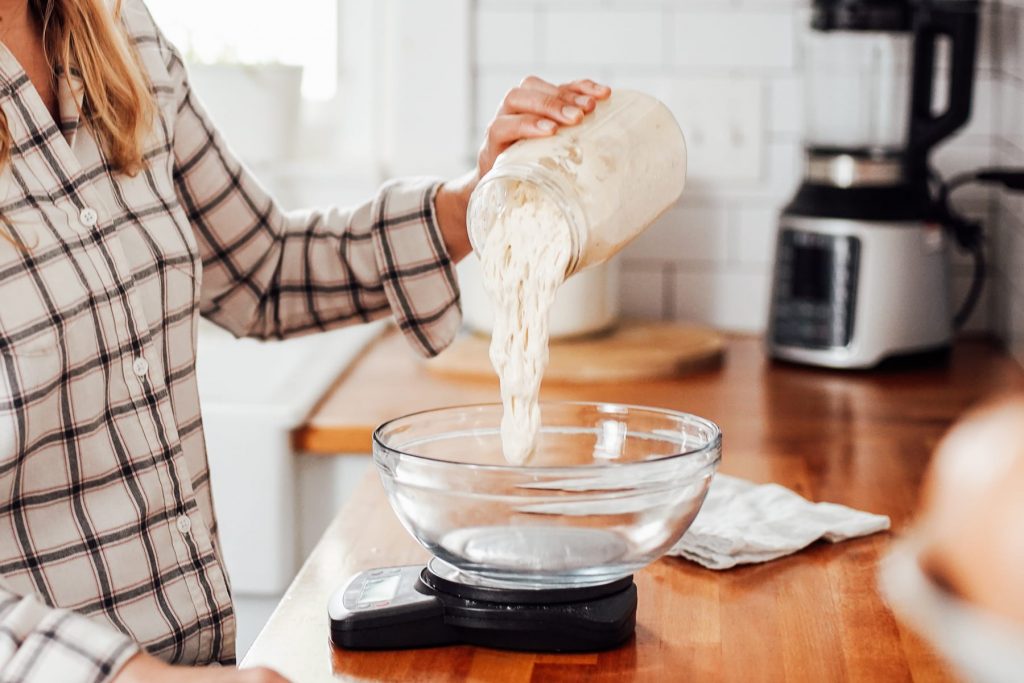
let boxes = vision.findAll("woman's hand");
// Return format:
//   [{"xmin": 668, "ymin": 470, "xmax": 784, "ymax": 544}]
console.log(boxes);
[
  {"xmin": 435, "ymin": 76, "xmax": 611, "ymax": 262},
  {"xmin": 476, "ymin": 76, "xmax": 611, "ymax": 179},
  {"xmin": 115, "ymin": 652, "xmax": 290, "ymax": 683}
]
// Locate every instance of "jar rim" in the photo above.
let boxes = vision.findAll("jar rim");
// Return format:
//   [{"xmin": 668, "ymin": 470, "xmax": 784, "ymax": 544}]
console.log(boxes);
[{"xmin": 467, "ymin": 163, "xmax": 586, "ymax": 276}]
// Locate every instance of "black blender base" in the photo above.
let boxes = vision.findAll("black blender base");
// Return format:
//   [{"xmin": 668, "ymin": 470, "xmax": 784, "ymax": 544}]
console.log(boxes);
[{"xmin": 329, "ymin": 565, "xmax": 637, "ymax": 653}]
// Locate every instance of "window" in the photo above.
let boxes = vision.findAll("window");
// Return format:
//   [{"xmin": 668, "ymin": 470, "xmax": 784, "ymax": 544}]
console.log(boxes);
[{"xmin": 145, "ymin": 0, "xmax": 339, "ymax": 100}]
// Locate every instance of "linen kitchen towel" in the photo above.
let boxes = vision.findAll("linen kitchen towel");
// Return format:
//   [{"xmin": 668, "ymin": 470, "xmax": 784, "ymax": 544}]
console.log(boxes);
[{"xmin": 669, "ymin": 474, "xmax": 891, "ymax": 569}]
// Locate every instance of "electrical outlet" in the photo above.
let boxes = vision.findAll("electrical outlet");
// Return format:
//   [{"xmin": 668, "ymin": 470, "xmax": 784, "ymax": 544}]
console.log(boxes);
[{"xmin": 664, "ymin": 78, "xmax": 764, "ymax": 182}]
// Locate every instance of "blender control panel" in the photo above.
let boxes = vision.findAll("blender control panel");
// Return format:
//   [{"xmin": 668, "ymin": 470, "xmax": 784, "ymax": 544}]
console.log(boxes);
[{"xmin": 771, "ymin": 229, "xmax": 860, "ymax": 349}]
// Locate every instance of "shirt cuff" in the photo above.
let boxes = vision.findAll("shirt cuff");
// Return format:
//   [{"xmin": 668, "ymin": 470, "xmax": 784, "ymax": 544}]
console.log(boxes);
[
  {"xmin": 372, "ymin": 177, "xmax": 463, "ymax": 357},
  {"xmin": 2, "ymin": 595, "xmax": 139, "ymax": 683}
]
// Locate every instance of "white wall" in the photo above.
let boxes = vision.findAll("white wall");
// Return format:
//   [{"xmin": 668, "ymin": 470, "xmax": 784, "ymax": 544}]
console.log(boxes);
[
  {"xmin": 991, "ymin": 0, "xmax": 1024, "ymax": 366},
  {"xmin": 190, "ymin": 0, "xmax": 1021, "ymax": 352},
  {"xmin": 472, "ymin": 0, "xmax": 1003, "ymax": 336}
]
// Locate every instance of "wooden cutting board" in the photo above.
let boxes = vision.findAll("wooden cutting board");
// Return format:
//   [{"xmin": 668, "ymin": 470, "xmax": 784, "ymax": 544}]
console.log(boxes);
[{"xmin": 426, "ymin": 321, "xmax": 725, "ymax": 384}]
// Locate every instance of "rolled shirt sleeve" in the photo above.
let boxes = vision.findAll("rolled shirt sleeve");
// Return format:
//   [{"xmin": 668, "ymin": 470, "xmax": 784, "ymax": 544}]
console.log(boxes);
[
  {"xmin": 371, "ymin": 178, "xmax": 464, "ymax": 356},
  {"xmin": 166, "ymin": 27, "xmax": 461, "ymax": 356},
  {"xmin": 0, "ymin": 586, "xmax": 139, "ymax": 683}
]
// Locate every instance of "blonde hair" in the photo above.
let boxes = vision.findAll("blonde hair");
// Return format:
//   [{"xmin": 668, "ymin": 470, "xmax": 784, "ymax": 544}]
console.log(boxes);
[{"xmin": 0, "ymin": 0, "xmax": 154, "ymax": 175}]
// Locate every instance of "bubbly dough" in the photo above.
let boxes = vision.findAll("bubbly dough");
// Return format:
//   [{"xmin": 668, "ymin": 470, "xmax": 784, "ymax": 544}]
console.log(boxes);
[
  {"xmin": 473, "ymin": 91, "xmax": 686, "ymax": 465},
  {"xmin": 478, "ymin": 184, "xmax": 572, "ymax": 465}
]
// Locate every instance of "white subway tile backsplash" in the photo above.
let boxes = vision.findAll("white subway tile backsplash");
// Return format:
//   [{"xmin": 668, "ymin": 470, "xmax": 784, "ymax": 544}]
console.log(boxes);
[
  {"xmin": 932, "ymin": 137, "xmax": 994, "ymax": 178},
  {"xmin": 476, "ymin": 9, "xmax": 537, "ymax": 67},
  {"xmin": 477, "ymin": 0, "xmax": 602, "ymax": 5},
  {"xmin": 998, "ymin": 77, "xmax": 1024, "ymax": 152},
  {"xmin": 543, "ymin": 9, "xmax": 664, "ymax": 67},
  {"xmin": 605, "ymin": 73, "xmax": 673, "ymax": 102},
  {"xmin": 474, "ymin": 73, "xmax": 508, "ymax": 134},
  {"xmin": 937, "ymin": 73, "xmax": 1000, "ymax": 140},
  {"xmin": 623, "ymin": 205, "xmax": 729, "ymax": 263},
  {"xmin": 1006, "ymin": 4, "xmax": 1024, "ymax": 80},
  {"xmin": 732, "ymin": 206, "xmax": 780, "ymax": 265},
  {"xmin": 672, "ymin": 10, "xmax": 797, "ymax": 70},
  {"xmin": 998, "ymin": 206, "xmax": 1024, "ymax": 301},
  {"xmin": 663, "ymin": 78, "xmax": 765, "ymax": 181},
  {"xmin": 464, "ymin": 0, "xmax": 1019, "ymax": 348},
  {"xmin": 994, "ymin": 3, "xmax": 1019, "ymax": 79},
  {"xmin": 757, "ymin": 140, "xmax": 803, "ymax": 198},
  {"xmin": 994, "ymin": 144, "xmax": 1024, "ymax": 219},
  {"xmin": 992, "ymin": 0, "xmax": 1024, "ymax": 368},
  {"xmin": 677, "ymin": 139, "xmax": 802, "ymax": 203},
  {"xmin": 675, "ymin": 268, "xmax": 772, "ymax": 333},
  {"xmin": 766, "ymin": 74, "xmax": 803, "ymax": 138},
  {"xmin": 383, "ymin": 0, "xmax": 472, "ymax": 176},
  {"xmin": 977, "ymin": 0, "xmax": 1000, "ymax": 72}
]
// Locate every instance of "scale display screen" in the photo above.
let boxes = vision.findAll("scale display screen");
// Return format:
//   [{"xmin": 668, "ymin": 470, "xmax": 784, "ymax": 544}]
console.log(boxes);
[
  {"xmin": 790, "ymin": 244, "xmax": 834, "ymax": 303},
  {"xmin": 360, "ymin": 575, "xmax": 401, "ymax": 603}
]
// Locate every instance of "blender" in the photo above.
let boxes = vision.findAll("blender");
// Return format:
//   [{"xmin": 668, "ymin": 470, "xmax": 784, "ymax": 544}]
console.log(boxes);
[{"xmin": 768, "ymin": 0, "xmax": 979, "ymax": 368}]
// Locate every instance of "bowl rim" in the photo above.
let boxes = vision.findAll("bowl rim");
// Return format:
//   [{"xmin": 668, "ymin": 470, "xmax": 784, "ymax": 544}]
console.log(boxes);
[{"xmin": 372, "ymin": 400, "xmax": 723, "ymax": 473}]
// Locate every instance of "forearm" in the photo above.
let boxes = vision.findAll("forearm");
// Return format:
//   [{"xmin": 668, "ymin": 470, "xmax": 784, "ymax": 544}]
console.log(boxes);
[
  {"xmin": 193, "ymin": 176, "xmax": 462, "ymax": 356},
  {"xmin": 435, "ymin": 170, "xmax": 476, "ymax": 263}
]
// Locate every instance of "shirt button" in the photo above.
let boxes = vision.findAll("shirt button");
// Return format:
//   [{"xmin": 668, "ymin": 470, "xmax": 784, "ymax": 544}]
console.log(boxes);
[
  {"xmin": 132, "ymin": 357, "xmax": 149, "ymax": 377},
  {"xmin": 79, "ymin": 207, "xmax": 98, "ymax": 227},
  {"xmin": 176, "ymin": 515, "xmax": 192, "ymax": 535}
]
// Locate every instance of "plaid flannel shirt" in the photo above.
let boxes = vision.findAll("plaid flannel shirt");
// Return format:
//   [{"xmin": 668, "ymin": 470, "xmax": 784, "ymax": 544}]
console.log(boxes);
[{"xmin": 0, "ymin": 1, "xmax": 462, "ymax": 680}]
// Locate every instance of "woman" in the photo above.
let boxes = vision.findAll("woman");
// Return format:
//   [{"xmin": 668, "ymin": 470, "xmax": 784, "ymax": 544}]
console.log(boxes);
[{"xmin": 0, "ymin": 0, "xmax": 610, "ymax": 680}]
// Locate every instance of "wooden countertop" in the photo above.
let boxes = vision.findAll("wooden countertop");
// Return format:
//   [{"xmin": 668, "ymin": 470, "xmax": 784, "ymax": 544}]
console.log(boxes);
[{"xmin": 250, "ymin": 331, "xmax": 1024, "ymax": 681}]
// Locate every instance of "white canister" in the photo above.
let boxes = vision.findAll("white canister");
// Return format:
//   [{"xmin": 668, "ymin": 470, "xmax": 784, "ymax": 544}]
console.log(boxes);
[{"xmin": 459, "ymin": 256, "xmax": 621, "ymax": 339}]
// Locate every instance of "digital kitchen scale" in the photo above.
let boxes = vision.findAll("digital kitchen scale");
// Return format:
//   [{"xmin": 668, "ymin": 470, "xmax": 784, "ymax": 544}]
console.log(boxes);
[{"xmin": 328, "ymin": 558, "xmax": 637, "ymax": 652}]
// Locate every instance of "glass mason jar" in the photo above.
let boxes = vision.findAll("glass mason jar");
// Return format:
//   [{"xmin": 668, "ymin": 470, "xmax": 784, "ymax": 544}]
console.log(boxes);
[{"xmin": 467, "ymin": 89, "xmax": 687, "ymax": 278}]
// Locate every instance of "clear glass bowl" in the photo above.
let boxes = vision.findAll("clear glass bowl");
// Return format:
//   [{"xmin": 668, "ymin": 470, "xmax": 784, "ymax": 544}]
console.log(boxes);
[{"xmin": 372, "ymin": 402, "xmax": 722, "ymax": 588}]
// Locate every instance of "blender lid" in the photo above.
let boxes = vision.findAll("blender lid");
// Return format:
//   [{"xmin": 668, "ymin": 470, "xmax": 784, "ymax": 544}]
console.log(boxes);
[{"xmin": 812, "ymin": 0, "xmax": 913, "ymax": 31}]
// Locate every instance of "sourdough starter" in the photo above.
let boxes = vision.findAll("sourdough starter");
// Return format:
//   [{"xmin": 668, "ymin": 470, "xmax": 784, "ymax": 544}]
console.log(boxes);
[
  {"xmin": 471, "ymin": 90, "xmax": 687, "ymax": 465},
  {"xmin": 478, "ymin": 185, "xmax": 573, "ymax": 465}
]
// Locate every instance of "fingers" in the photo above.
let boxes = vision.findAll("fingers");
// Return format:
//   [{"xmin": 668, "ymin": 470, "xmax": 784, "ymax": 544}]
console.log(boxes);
[
  {"xmin": 487, "ymin": 114, "xmax": 558, "ymax": 146},
  {"xmin": 518, "ymin": 75, "xmax": 560, "ymax": 95},
  {"xmin": 564, "ymin": 79, "xmax": 612, "ymax": 99},
  {"xmin": 478, "ymin": 113, "xmax": 559, "ymax": 176},
  {"xmin": 476, "ymin": 75, "xmax": 611, "ymax": 178},
  {"xmin": 556, "ymin": 80, "xmax": 611, "ymax": 113},
  {"xmin": 517, "ymin": 76, "xmax": 610, "ymax": 101},
  {"xmin": 499, "ymin": 87, "xmax": 586, "ymax": 124},
  {"xmin": 499, "ymin": 77, "xmax": 610, "ymax": 123}
]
